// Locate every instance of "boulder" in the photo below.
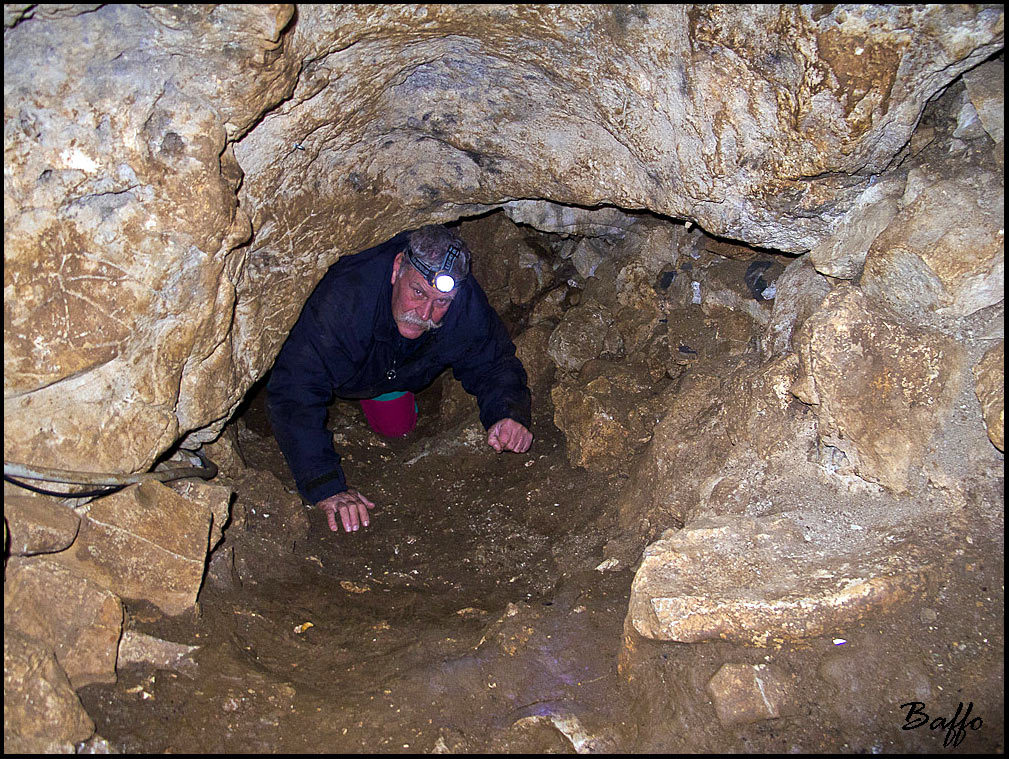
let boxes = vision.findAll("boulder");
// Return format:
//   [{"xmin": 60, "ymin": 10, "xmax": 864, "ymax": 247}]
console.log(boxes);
[
  {"xmin": 4, "ymin": 556, "xmax": 123, "ymax": 688},
  {"xmin": 616, "ymin": 354, "xmax": 813, "ymax": 533},
  {"xmin": 51, "ymin": 481, "xmax": 213, "ymax": 616},
  {"xmin": 547, "ymin": 300, "xmax": 625, "ymax": 374},
  {"xmin": 707, "ymin": 663, "xmax": 792, "ymax": 726},
  {"xmin": 860, "ymin": 167, "xmax": 1004, "ymax": 321},
  {"xmin": 626, "ymin": 514, "xmax": 933, "ymax": 646},
  {"xmin": 552, "ymin": 361, "xmax": 667, "ymax": 473},
  {"xmin": 3, "ymin": 629, "xmax": 95, "ymax": 753},
  {"xmin": 808, "ymin": 172, "xmax": 905, "ymax": 280},
  {"xmin": 792, "ymin": 286, "xmax": 966, "ymax": 492},
  {"xmin": 4, "ymin": 494, "xmax": 81, "ymax": 556},
  {"xmin": 762, "ymin": 256, "xmax": 833, "ymax": 359},
  {"xmin": 117, "ymin": 630, "xmax": 199, "ymax": 674}
]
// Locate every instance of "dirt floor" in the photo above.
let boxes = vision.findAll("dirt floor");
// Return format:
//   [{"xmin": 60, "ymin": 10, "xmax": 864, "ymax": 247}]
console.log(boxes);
[{"xmin": 78, "ymin": 375, "xmax": 1004, "ymax": 753}]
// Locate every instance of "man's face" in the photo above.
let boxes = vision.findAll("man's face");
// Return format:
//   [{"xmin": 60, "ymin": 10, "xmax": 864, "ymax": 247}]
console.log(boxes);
[{"xmin": 390, "ymin": 252, "xmax": 458, "ymax": 339}]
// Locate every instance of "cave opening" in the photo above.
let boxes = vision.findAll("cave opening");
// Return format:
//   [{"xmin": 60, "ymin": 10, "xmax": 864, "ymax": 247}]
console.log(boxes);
[{"xmin": 71, "ymin": 205, "xmax": 809, "ymax": 753}]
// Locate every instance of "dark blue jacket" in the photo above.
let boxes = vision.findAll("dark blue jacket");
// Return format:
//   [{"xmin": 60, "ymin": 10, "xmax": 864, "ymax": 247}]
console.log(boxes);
[{"xmin": 267, "ymin": 232, "xmax": 532, "ymax": 504}]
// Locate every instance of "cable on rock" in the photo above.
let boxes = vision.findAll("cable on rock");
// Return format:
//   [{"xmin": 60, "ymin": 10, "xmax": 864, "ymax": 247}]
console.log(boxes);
[{"xmin": 3, "ymin": 449, "xmax": 219, "ymax": 500}]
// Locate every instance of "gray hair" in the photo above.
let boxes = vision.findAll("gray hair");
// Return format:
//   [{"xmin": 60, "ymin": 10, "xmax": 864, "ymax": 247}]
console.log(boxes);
[{"xmin": 405, "ymin": 225, "xmax": 471, "ymax": 282}]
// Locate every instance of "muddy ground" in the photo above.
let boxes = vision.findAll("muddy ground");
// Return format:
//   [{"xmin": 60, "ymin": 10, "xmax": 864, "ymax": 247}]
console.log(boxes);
[{"xmin": 79, "ymin": 375, "xmax": 1004, "ymax": 753}]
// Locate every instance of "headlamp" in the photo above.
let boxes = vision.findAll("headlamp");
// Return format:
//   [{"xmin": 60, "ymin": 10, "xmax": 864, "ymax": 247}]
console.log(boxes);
[{"xmin": 406, "ymin": 243, "xmax": 466, "ymax": 293}]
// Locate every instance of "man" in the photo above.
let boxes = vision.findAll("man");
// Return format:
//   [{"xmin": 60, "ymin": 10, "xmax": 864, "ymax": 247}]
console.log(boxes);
[{"xmin": 267, "ymin": 225, "xmax": 533, "ymax": 535}]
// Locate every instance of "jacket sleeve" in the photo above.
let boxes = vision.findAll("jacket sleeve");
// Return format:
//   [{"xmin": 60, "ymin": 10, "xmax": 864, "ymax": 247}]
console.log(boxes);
[
  {"xmin": 450, "ymin": 290, "xmax": 532, "ymax": 431},
  {"xmin": 267, "ymin": 315, "xmax": 351, "ymax": 504}
]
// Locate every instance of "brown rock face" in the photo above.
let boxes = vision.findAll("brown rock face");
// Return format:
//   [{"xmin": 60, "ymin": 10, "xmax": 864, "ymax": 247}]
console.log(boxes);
[
  {"xmin": 3, "ymin": 5, "xmax": 1002, "ymax": 474},
  {"xmin": 3, "ymin": 629, "xmax": 96, "ymax": 753},
  {"xmin": 793, "ymin": 286, "xmax": 966, "ymax": 493},
  {"xmin": 50, "ymin": 481, "xmax": 213, "ymax": 616},
  {"xmin": 973, "ymin": 340, "xmax": 1005, "ymax": 451},
  {"xmin": 4, "ymin": 556, "xmax": 123, "ymax": 689}
]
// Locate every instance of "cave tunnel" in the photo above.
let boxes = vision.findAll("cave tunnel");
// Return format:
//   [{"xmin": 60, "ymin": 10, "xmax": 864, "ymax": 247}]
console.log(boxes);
[{"xmin": 3, "ymin": 5, "xmax": 1005, "ymax": 753}]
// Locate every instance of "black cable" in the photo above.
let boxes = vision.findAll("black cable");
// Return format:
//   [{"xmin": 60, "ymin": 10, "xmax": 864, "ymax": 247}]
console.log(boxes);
[{"xmin": 3, "ymin": 475, "xmax": 126, "ymax": 499}]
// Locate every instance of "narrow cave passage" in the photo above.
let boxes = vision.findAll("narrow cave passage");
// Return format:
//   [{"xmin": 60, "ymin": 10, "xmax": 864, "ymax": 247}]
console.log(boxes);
[
  {"xmin": 5, "ymin": 6, "xmax": 1003, "ymax": 755},
  {"xmin": 73, "ymin": 208, "xmax": 803, "ymax": 752},
  {"xmin": 78, "ymin": 383, "xmax": 633, "ymax": 753},
  {"xmin": 55, "ymin": 203, "xmax": 1008, "ymax": 754},
  {"xmin": 75, "ymin": 211, "xmax": 664, "ymax": 753}
]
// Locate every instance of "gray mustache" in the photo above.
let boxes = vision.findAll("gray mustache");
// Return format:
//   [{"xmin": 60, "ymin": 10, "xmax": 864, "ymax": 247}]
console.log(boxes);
[{"xmin": 397, "ymin": 312, "xmax": 442, "ymax": 330}]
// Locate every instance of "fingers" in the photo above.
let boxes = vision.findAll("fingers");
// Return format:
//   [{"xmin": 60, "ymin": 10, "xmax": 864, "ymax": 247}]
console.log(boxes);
[
  {"xmin": 353, "ymin": 489, "xmax": 376, "ymax": 510},
  {"xmin": 318, "ymin": 490, "xmax": 375, "ymax": 533},
  {"xmin": 487, "ymin": 419, "xmax": 533, "ymax": 454},
  {"xmin": 324, "ymin": 505, "xmax": 340, "ymax": 532},
  {"xmin": 340, "ymin": 497, "xmax": 370, "ymax": 532}
]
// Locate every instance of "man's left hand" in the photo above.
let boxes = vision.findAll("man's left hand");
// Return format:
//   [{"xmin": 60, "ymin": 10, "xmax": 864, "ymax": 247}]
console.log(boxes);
[{"xmin": 487, "ymin": 418, "xmax": 533, "ymax": 454}]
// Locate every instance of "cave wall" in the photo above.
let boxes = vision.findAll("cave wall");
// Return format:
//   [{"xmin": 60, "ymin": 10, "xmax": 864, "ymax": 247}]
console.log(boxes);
[{"xmin": 4, "ymin": 4, "xmax": 1003, "ymax": 474}]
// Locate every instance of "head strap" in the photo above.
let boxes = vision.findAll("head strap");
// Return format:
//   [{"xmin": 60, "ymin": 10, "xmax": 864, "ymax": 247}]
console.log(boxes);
[{"xmin": 406, "ymin": 243, "xmax": 466, "ymax": 293}]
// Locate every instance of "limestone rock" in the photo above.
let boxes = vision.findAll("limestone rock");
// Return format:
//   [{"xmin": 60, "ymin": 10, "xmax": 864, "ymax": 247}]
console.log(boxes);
[
  {"xmin": 4, "ymin": 494, "xmax": 81, "ymax": 556},
  {"xmin": 707, "ymin": 663, "xmax": 792, "ymax": 726},
  {"xmin": 616, "ymin": 354, "xmax": 814, "ymax": 532},
  {"xmin": 529, "ymin": 286, "xmax": 568, "ymax": 326},
  {"xmin": 503, "ymin": 200, "xmax": 639, "ymax": 240},
  {"xmin": 117, "ymin": 630, "xmax": 199, "ymax": 674},
  {"xmin": 860, "ymin": 167, "xmax": 1004, "ymax": 320},
  {"xmin": 627, "ymin": 514, "xmax": 932, "ymax": 646},
  {"xmin": 809, "ymin": 172, "xmax": 906, "ymax": 280},
  {"xmin": 762, "ymin": 256, "xmax": 832, "ymax": 359},
  {"xmin": 4, "ymin": 556, "xmax": 123, "ymax": 689},
  {"xmin": 547, "ymin": 301, "xmax": 624, "ymax": 373},
  {"xmin": 973, "ymin": 340, "xmax": 1005, "ymax": 451},
  {"xmin": 552, "ymin": 361, "xmax": 666, "ymax": 473},
  {"xmin": 962, "ymin": 59, "xmax": 1004, "ymax": 144},
  {"xmin": 170, "ymin": 479, "xmax": 234, "ymax": 554},
  {"xmin": 510, "ymin": 249, "xmax": 556, "ymax": 306},
  {"xmin": 572, "ymin": 238, "xmax": 609, "ymax": 280},
  {"xmin": 612, "ymin": 255, "xmax": 672, "ymax": 366},
  {"xmin": 3, "ymin": 629, "xmax": 95, "ymax": 753},
  {"xmin": 4, "ymin": 4, "xmax": 298, "ymax": 474},
  {"xmin": 51, "ymin": 481, "xmax": 212, "ymax": 616},
  {"xmin": 793, "ymin": 286, "xmax": 966, "ymax": 492}
]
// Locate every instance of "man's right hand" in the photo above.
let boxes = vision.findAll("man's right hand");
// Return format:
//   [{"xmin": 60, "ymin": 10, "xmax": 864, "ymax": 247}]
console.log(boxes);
[{"xmin": 317, "ymin": 488, "xmax": 375, "ymax": 533}]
